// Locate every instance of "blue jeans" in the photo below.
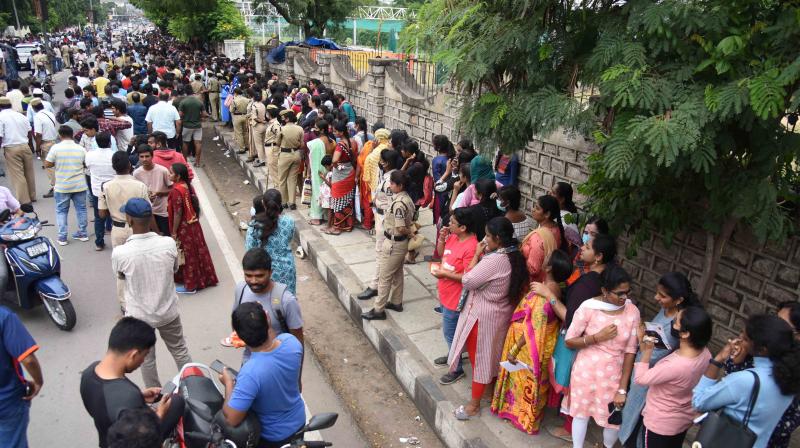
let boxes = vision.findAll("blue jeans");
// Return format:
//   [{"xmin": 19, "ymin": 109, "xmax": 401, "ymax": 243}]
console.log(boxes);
[
  {"xmin": 0, "ymin": 402, "xmax": 30, "ymax": 447},
  {"xmin": 86, "ymin": 178, "xmax": 112, "ymax": 246},
  {"xmin": 442, "ymin": 307, "xmax": 463, "ymax": 374},
  {"xmin": 54, "ymin": 191, "xmax": 88, "ymax": 241}
]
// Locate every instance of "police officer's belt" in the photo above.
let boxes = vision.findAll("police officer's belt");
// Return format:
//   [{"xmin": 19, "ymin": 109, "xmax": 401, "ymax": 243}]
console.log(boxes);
[
  {"xmin": 384, "ymin": 231, "xmax": 407, "ymax": 242},
  {"xmin": 280, "ymin": 147, "xmax": 298, "ymax": 153},
  {"xmin": 112, "ymin": 220, "xmax": 127, "ymax": 228}
]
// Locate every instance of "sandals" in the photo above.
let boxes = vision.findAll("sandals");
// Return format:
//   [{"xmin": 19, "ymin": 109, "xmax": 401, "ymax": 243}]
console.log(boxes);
[
  {"xmin": 454, "ymin": 405, "xmax": 480, "ymax": 421},
  {"xmin": 321, "ymin": 228, "xmax": 341, "ymax": 235},
  {"xmin": 308, "ymin": 219, "xmax": 323, "ymax": 226}
]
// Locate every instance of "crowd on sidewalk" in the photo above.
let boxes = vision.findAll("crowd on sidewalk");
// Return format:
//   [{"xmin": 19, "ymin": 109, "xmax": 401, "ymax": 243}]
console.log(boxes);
[{"xmin": 0, "ymin": 21, "xmax": 799, "ymax": 448}]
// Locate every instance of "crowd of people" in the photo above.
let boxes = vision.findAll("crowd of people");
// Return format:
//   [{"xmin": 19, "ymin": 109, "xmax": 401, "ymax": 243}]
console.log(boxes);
[{"xmin": 0, "ymin": 21, "xmax": 798, "ymax": 448}]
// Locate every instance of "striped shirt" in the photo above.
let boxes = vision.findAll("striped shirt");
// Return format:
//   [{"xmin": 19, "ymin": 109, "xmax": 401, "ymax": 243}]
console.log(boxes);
[{"xmin": 45, "ymin": 140, "xmax": 87, "ymax": 193}]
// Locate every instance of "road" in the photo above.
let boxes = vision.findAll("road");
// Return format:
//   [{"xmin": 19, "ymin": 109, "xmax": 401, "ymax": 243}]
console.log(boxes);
[{"xmin": 5, "ymin": 71, "xmax": 367, "ymax": 447}]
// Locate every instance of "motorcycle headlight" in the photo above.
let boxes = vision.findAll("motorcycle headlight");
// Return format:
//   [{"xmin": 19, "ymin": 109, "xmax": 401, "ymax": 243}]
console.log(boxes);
[{"xmin": 14, "ymin": 228, "xmax": 37, "ymax": 241}]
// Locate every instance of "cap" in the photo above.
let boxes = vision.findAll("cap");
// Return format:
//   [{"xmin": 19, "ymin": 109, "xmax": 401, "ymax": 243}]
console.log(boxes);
[
  {"xmin": 119, "ymin": 198, "xmax": 152, "ymax": 218},
  {"xmin": 32, "ymin": 88, "xmax": 44, "ymax": 95},
  {"xmin": 0, "ymin": 97, "xmax": 10, "ymax": 106},
  {"xmin": 30, "ymin": 98, "xmax": 42, "ymax": 107},
  {"xmin": 279, "ymin": 109, "xmax": 294, "ymax": 117}
]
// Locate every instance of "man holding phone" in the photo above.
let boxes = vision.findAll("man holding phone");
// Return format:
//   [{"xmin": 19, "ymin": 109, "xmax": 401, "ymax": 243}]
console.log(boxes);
[
  {"xmin": 0, "ymin": 305, "xmax": 43, "ymax": 448},
  {"xmin": 80, "ymin": 317, "xmax": 185, "ymax": 448}
]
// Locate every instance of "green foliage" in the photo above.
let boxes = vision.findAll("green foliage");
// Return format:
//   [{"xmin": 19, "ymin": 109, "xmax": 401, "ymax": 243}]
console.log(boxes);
[
  {"xmin": 132, "ymin": 0, "xmax": 248, "ymax": 43},
  {"xmin": 253, "ymin": 0, "xmax": 362, "ymax": 38},
  {"xmin": 407, "ymin": 0, "xmax": 800, "ymax": 256}
]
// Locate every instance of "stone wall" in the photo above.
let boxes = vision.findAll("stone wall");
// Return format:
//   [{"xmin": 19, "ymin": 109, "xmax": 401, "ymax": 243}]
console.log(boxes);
[{"xmin": 266, "ymin": 47, "xmax": 799, "ymax": 347}]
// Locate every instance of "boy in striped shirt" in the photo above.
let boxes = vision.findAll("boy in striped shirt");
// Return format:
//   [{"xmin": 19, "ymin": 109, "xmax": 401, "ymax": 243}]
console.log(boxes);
[{"xmin": 44, "ymin": 125, "xmax": 88, "ymax": 245}]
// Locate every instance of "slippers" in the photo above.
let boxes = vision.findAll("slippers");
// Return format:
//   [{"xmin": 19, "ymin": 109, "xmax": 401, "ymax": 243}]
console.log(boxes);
[
  {"xmin": 220, "ymin": 337, "xmax": 235, "ymax": 347},
  {"xmin": 454, "ymin": 405, "xmax": 480, "ymax": 421},
  {"xmin": 546, "ymin": 425, "xmax": 573, "ymax": 442},
  {"xmin": 308, "ymin": 219, "xmax": 323, "ymax": 226}
]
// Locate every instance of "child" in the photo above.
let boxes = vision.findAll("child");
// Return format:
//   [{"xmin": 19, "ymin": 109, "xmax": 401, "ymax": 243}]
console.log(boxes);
[{"xmin": 319, "ymin": 155, "xmax": 333, "ymax": 229}]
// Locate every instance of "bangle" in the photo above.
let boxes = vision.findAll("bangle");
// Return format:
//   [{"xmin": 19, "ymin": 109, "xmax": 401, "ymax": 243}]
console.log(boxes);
[
  {"xmin": 709, "ymin": 358, "xmax": 724, "ymax": 369},
  {"xmin": 583, "ymin": 336, "xmax": 589, "ymax": 346}
]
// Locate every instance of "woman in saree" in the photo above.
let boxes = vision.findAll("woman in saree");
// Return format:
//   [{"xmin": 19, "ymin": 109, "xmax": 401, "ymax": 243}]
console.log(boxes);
[
  {"xmin": 307, "ymin": 119, "xmax": 336, "ymax": 226},
  {"xmin": 168, "ymin": 163, "xmax": 218, "ymax": 293},
  {"xmin": 323, "ymin": 120, "xmax": 358, "ymax": 234},
  {"xmin": 492, "ymin": 250, "xmax": 573, "ymax": 434},
  {"xmin": 521, "ymin": 195, "xmax": 566, "ymax": 282}
]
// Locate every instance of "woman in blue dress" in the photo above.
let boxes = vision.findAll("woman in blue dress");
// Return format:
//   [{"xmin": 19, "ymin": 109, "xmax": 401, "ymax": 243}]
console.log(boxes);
[
  {"xmin": 245, "ymin": 189, "xmax": 297, "ymax": 294},
  {"xmin": 619, "ymin": 272, "xmax": 699, "ymax": 447}
]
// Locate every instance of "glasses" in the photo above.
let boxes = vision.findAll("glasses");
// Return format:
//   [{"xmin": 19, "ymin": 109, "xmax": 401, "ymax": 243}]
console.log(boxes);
[{"xmin": 610, "ymin": 290, "xmax": 631, "ymax": 299}]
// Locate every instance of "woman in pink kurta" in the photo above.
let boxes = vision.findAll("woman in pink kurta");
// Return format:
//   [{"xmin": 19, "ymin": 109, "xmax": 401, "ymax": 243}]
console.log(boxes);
[
  {"xmin": 564, "ymin": 265, "xmax": 640, "ymax": 448},
  {"xmin": 520, "ymin": 195, "xmax": 564, "ymax": 282},
  {"xmin": 447, "ymin": 217, "xmax": 529, "ymax": 420}
]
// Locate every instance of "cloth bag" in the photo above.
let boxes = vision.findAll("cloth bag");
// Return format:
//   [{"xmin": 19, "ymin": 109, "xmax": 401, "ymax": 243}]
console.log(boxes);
[
  {"xmin": 301, "ymin": 177, "xmax": 312, "ymax": 205},
  {"xmin": 693, "ymin": 371, "xmax": 760, "ymax": 448},
  {"xmin": 550, "ymin": 330, "xmax": 576, "ymax": 391}
]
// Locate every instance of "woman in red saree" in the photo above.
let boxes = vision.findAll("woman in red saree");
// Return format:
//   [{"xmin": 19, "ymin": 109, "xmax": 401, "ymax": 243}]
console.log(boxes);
[
  {"xmin": 168, "ymin": 163, "xmax": 218, "ymax": 293},
  {"xmin": 324, "ymin": 121, "xmax": 358, "ymax": 234}
]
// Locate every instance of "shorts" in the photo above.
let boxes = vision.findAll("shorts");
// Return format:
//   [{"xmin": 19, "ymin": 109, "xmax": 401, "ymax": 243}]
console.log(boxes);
[{"xmin": 181, "ymin": 127, "xmax": 202, "ymax": 142}]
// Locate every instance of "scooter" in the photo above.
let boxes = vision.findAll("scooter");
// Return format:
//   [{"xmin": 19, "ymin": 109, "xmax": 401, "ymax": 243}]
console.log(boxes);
[
  {"xmin": 164, "ymin": 362, "xmax": 337, "ymax": 448},
  {"xmin": 0, "ymin": 204, "xmax": 75, "ymax": 330}
]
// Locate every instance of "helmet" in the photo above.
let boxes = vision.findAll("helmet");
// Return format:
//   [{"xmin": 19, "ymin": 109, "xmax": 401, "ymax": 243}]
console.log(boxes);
[{"xmin": 213, "ymin": 410, "xmax": 261, "ymax": 448}]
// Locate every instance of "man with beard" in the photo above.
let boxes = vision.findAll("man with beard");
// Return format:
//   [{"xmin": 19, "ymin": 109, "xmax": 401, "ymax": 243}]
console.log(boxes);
[{"xmin": 231, "ymin": 249, "xmax": 304, "ymax": 374}]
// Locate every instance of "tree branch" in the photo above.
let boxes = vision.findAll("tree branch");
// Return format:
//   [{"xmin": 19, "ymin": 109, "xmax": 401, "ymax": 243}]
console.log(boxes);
[{"xmin": 265, "ymin": 0, "xmax": 303, "ymax": 27}]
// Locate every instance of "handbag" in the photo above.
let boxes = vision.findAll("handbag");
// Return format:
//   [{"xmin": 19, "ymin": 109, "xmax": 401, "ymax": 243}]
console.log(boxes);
[
  {"xmin": 693, "ymin": 370, "xmax": 760, "ymax": 448},
  {"xmin": 551, "ymin": 330, "xmax": 576, "ymax": 389},
  {"xmin": 301, "ymin": 178, "xmax": 312, "ymax": 205},
  {"xmin": 176, "ymin": 241, "xmax": 186, "ymax": 267}
]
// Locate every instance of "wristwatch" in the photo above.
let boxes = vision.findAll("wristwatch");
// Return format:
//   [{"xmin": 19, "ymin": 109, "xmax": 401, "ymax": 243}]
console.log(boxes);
[{"xmin": 709, "ymin": 358, "xmax": 725, "ymax": 369}]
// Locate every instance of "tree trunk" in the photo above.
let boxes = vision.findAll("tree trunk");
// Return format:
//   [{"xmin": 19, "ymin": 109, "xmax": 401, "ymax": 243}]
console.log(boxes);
[{"xmin": 698, "ymin": 217, "xmax": 738, "ymax": 306}]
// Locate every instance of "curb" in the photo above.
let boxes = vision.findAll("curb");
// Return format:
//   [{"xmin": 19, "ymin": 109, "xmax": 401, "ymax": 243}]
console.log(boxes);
[{"xmin": 212, "ymin": 124, "xmax": 503, "ymax": 448}]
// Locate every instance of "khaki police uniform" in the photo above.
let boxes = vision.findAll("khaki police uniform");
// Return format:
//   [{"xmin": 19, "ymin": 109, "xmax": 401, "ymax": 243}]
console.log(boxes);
[
  {"xmin": 207, "ymin": 77, "xmax": 221, "ymax": 121},
  {"xmin": 230, "ymin": 95, "xmax": 251, "ymax": 152},
  {"xmin": 98, "ymin": 174, "xmax": 151, "ymax": 309},
  {"xmin": 60, "ymin": 45, "xmax": 71, "ymax": 68},
  {"xmin": 374, "ymin": 190, "xmax": 414, "ymax": 311},
  {"xmin": 368, "ymin": 169, "xmax": 395, "ymax": 290},
  {"xmin": 248, "ymin": 101, "xmax": 266, "ymax": 162},
  {"xmin": 276, "ymin": 120, "xmax": 303, "ymax": 205},
  {"xmin": 264, "ymin": 117, "xmax": 281, "ymax": 187}
]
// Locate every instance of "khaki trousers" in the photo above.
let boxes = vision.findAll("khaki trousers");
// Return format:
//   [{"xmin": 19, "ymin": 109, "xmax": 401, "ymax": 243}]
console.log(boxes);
[
  {"xmin": 250, "ymin": 123, "xmax": 266, "ymax": 160},
  {"xmin": 374, "ymin": 238, "xmax": 408, "ymax": 311},
  {"xmin": 369, "ymin": 212, "xmax": 385, "ymax": 289},
  {"xmin": 209, "ymin": 93, "xmax": 220, "ymax": 121},
  {"xmin": 40, "ymin": 140, "xmax": 55, "ymax": 188},
  {"xmin": 277, "ymin": 150, "xmax": 300, "ymax": 205},
  {"xmin": 4, "ymin": 144, "xmax": 35, "ymax": 204},
  {"xmin": 266, "ymin": 144, "xmax": 280, "ymax": 187},
  {"xmin": 141, "ymin": 316, "xmax": 192, "ymax": 388},
  {"xmin": 232, "ymin": 114, "xmax": 248, "ymax": 151}
]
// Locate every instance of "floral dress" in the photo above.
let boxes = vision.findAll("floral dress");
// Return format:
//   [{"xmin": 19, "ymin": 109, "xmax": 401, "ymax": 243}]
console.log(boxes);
[
  {"xmin": 168, "ymin": 182, "xmax": 218, "ymax": 291},
  {"xmin": 245, "ymin": 214, "xmax": 297, "ymax": 295}
]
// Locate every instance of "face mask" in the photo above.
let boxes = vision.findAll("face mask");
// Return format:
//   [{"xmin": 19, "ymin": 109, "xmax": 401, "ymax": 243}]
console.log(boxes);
[
  {"xmin": 582, "ymin": 232, "xmax": 591, "ymax": 245},
  {"xmin": 670, "ymin": 324, "xmax": 681, "ymax": 340},
  {"xmin": 496, "ymin": 200, "xmax": 506, "ymax": 212},
  {"xmin": 250, "ymin": 207, "xmax": 256, "ymax": 217}
]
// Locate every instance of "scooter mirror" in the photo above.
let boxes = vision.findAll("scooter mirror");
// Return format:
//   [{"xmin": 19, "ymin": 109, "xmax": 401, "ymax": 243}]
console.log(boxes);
[
  {"xmin": 20, "ymin": 203, "xmax": 34, "ymax": 213},
  {"xmin": 304, "ymin": 413, "xmax": 338, "ymax": 432}
]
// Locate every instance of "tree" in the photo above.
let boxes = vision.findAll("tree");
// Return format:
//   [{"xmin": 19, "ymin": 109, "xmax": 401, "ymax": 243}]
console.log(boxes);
[
  {"xmin": 131, "ymin": 0, "xmax": 247, "ymax": 45},
  {"xmin": 406, "ymin": 0, "xmax": 800, "ymax": 302},
  {"xmin": 253, "ymin": 0, "xmax": 362, "ymax": 38}
]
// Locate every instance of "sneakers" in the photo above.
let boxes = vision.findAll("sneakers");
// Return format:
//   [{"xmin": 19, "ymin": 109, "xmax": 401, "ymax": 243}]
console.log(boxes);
[
  {"xmin": 433, "ymin": 306, "xmax": 443, "ymax": 315},
  {"xmin": 439, "ymin": 371, "xmax": 465, "ymax": 385},
  {"xmin": 42, "ymin": 188, "xmax": 54, "ymax": 198},
  {"xmin": 176, "ymin": 285, "xmax": 197, "ymax": 294},
  {"xmin": 72, "ymin": 233, "xmax": 89, "ymax": 242},
  {"xmin": 94, "ymin": 244, "xmax": 104, "ymax": 251},
  {"xmin": 434, "ymin": 356, "xmax": 448, "ymax": 366},
  {"xmin": 56, "ymin": 237, "xmax": 68, "ymax": 246}
]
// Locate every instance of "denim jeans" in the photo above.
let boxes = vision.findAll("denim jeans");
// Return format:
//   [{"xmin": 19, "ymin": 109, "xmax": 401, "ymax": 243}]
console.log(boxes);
[
  {"xmin": 54, "ymin": 191, "xmax": 88, "ymax": 241},
  {"xmin": 87, "ymin": 181, "xmax": 112, "ymax": 247},
  {"xmin": 0, "ymin": 402, "xmax": 30, "ymax": 447},
  {"xmin": 442, "ymin": 307, "xmax": 463, "ymax": 374}
]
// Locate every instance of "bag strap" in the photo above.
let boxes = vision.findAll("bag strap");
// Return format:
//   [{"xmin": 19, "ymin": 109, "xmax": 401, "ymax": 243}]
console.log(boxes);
[
  {"xmin": 742, "ymin": 370, "xmax": 761, "ymax": 427},
  {"xmin": 270, "ymin": 283, "xmax": 290, "ymax": 333},
  {"xmin": 236, "ymin": 283, "xmax": 247, "ymax": 307}
]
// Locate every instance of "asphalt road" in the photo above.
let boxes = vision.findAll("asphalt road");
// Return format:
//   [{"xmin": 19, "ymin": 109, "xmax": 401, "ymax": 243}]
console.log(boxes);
[{"xmin": 3, "ymin": 71, "xmax": 366, "ymax": 447}]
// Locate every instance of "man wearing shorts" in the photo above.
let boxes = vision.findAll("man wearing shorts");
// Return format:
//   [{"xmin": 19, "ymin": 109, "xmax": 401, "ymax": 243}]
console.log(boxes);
[{"xmin": 177, "ymin": 85, "xmax": 206, "ymax": 167}]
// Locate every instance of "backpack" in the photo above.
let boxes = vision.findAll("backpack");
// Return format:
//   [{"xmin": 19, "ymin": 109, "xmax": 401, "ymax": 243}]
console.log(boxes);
[{"xmin": 235, "ymin": 282, "xmax": 290, "ymax": 333}]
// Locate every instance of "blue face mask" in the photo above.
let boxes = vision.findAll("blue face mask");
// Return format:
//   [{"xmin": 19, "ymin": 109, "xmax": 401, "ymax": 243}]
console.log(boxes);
[
  {"xmin": 496, "ymin": 200, "xmax": 506, "ymax": 212},
  {"xmin": 582, "ymin": 232, "xmax": 591, "ymax": 245}
]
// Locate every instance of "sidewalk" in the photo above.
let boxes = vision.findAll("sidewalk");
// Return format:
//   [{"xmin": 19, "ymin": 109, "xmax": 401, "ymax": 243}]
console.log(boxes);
[{"xmin": 212, "ymin": 124, "xmax": 575, "ymax": 448}]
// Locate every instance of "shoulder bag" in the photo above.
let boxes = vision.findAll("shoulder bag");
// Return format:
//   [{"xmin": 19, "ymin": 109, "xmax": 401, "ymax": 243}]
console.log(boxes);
[{"xmin": 693, "ymin": 370, "xmax": 760, "ymax": 448}]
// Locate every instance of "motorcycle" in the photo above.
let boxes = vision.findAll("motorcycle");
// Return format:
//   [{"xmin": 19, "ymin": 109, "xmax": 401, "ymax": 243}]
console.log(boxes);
[
  {"xmin": 165, "ymin": 362, "xmax": 337, "ymax": 448},
  {"xmin": 0, "ymin": 204, "xmax": 75, "ymax": 330}
]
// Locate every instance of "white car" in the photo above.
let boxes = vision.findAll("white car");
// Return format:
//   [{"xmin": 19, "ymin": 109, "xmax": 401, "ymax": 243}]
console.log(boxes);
[{"xmin": 15, "ymin": 42, "xmax": 42, "ymax": 70}]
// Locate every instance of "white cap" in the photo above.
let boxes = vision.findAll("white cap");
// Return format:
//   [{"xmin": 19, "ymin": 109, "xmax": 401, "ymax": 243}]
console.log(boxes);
[{"xmin": 32, "ymin": 88, "xmax": 44, "ymax": 95}]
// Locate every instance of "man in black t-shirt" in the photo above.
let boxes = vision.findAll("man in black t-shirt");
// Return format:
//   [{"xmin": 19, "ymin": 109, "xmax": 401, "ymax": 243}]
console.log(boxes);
[{"xmin": 79, "ymin": 317, "xmax": 184, "ymax": 447}]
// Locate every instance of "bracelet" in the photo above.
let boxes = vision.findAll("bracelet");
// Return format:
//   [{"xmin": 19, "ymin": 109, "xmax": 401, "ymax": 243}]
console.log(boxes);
[
  {"xmin": 583, "ymin": 336, "xmax": 589, "ymax": 346},
  {"xmin": 709, "ymin": 358, "xmax": 725, "ymax": 369}
]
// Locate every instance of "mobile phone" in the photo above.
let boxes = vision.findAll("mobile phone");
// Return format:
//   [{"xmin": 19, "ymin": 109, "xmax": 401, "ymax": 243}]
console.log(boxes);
[
  {"xmin": 161, "ymin": 381, "xmax": 177, "ymax": 397},
  {"xmin": 210, "ymin": 360, "xmax": 239, "ymax": 378}
]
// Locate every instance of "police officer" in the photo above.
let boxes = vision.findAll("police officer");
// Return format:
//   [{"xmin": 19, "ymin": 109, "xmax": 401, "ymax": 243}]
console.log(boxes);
[
  {"xmin": 362, "ymin": 170, "xmax": 415, "ymax": 320},
  {"xmin": 207, "ymin": 73, "xmax": 221, "ymax": 121},
  {"xmin": 276, "ymin": 110, "xmax": 303, "ymax": 209},
  {"xmin": 263, "ymin": 106, "xmax": 281, "ymax": 177},
  {"xmin": 230, "ymin": 88, "xmax": 251, "ymax": 154},
  {"xmin": 247, "ymin": 92, "xmax": 266, "ymax": 165}
]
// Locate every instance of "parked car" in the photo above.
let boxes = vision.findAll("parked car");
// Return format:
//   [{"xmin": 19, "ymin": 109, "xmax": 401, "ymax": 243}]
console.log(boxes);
[{"xmin": 15, "ymin": 42, "xmax": 42, "ymax": 70}]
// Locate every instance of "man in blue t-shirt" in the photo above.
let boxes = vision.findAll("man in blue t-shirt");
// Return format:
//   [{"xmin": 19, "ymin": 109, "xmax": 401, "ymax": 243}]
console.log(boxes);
[
  {"xmin": 0, "ymin": 305, "xmax": 43, "ymax": 448},
  {"xmin": 219, "ymin": 302, "xmax": 305, "ymax": 448}
]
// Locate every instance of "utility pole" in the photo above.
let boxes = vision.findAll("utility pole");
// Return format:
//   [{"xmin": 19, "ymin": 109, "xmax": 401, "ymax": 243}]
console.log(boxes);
[{"xmin": 11, "ymin": 0, "xmax": 21, "ymax": 30}]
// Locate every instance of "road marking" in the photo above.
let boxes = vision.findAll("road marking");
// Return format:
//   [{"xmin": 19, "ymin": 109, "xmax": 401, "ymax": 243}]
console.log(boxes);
[{"xmin": 193, "ymin": 170, "xmax": 322, "ymax": 442}]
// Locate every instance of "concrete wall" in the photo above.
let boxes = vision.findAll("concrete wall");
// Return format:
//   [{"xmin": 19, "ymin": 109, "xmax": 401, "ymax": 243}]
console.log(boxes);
[{"xmin": 266, "ymin": 47, "xmax": 799, "ymax": 346}]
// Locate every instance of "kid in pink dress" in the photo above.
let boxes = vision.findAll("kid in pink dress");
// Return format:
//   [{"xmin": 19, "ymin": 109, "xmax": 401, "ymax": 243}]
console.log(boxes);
[{"xmin": 565, "ymin": 301, "xmax": 640, "ymax": 428}]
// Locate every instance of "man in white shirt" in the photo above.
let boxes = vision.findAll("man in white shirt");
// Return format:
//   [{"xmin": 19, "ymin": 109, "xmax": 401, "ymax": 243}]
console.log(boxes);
[
  {"xmin": 31, "ymin": 98, "xmax": 58, "ymax": 197},
  {"xmin": 109, "ymin": 99, "xmax": 134, "ymax": 152},
  {"xmin": 5, "ymin": 80, "xmax": 24, "ymax": 113},
  {"xmin": 111, "ymin": 197, "xmax": 191, "ymax": 388},
  {"xmin": 145, "ymin": 92, "xmax": 181, "ymax": 150},
  {"xmin": 84, "ymin": 131, "xmax": 117, "ymax": 250},
  {"xmin": 0, "ymin": 96, "xmax": 36, "ymax": 204},
  {"xmin": 26, "ymin": 88, "xmax": 54, "ymax": 127}
]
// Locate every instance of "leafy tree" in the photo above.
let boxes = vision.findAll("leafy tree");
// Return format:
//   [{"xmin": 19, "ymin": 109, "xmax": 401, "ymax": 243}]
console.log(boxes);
[
  {"xmin": 254, "ymin": 0, "xmax": 362, "ymax": 38},
  {"xmin": 131, "ymin": 0, "xmax": 247, "ymax": 44},
  {"xmin": 406, "ymin": 0, "xmax": 800, "ymax": 302}
]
